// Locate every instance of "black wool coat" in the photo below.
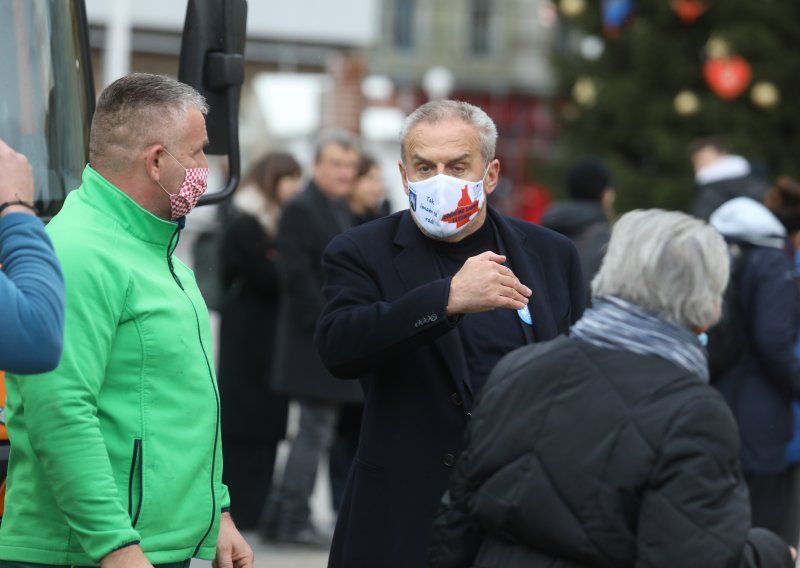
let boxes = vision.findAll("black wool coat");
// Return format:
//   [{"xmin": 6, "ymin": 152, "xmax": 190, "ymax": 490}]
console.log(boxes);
[
  {"xmin": 429, "ymin": 336, "xmax": 793, "ymax": 568},
  {"xmin": 271, "ymin": 182, "xmax": 362, "ymax": 403},
  {"xmin": 315, "ymin": 208, "xmax": 586, "ymax": 568},
  {"xmin": 217, "ymin": 211, "xmax": 287, "ymax": 443}
]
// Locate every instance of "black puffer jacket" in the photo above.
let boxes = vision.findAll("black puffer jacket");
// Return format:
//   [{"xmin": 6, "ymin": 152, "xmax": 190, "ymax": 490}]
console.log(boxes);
[{"xmin": 429, "ymin": 336, "xmax": 792, "ymax": 568}]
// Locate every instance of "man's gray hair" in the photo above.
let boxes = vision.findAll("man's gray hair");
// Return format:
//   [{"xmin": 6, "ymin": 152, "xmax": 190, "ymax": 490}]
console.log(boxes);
[
  {"xmin": 399, "ymin": 100, "xmax": 498, "ymax": 166},
  {"xmin": 592, "ymin": 209, "xmax": 729, "ymax": 329},
  {"xmin": 313, "ymin": 130, "xmax": 360, "ymax": 162},
  {"xmin": 89, "ymin": 73, "xmax": 208, "ymax": 172}
]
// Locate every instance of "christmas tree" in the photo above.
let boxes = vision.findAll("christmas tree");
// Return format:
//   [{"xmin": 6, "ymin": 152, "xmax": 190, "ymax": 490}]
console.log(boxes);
[{"xmin": 552, "ymin": 0, "xmax": 800, "ymax": 212}]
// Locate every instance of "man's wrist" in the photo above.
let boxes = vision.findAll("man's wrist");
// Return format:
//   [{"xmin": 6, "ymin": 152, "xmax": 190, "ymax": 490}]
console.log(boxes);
[
  {"xmin": 0, "ymin": 200, "xmax": 37, "ymax": 217},
  {"xmin": 100, "ymin": 542, "xmax": 148, "ymax": 567}
]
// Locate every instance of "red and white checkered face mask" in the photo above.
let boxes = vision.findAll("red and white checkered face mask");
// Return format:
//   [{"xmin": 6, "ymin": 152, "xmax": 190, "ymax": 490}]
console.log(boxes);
[{"xmin": 158, "ymin": 149, "xmax": 209, "ymax": 220}]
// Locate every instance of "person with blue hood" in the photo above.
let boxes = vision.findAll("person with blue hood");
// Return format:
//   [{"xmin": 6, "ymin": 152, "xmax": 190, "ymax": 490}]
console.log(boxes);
[{"xmin": 709, "ymin": 195, "xmax": 800, "ymax": 546}]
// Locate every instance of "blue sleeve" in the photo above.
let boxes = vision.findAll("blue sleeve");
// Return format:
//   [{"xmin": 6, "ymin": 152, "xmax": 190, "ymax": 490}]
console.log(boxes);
[{"xmin": 0, "ymin": 213, "xmax": 65, "ymax": 373}]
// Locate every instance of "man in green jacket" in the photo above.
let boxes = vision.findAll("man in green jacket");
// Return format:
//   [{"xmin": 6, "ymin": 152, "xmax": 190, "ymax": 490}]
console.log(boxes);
[{"xmin": 0, "ymin": 74, "xmax": 252, "ymax": 568}]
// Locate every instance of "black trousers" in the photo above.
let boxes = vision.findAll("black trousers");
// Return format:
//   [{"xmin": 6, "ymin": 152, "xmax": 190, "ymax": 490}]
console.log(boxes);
[
  {"xmin": 745, "ymin": 469, "xmax": 795, "ymax": 545},
  {"xmin": 222, "ymin": 441, "xmax": 279, "ymax": 531}
]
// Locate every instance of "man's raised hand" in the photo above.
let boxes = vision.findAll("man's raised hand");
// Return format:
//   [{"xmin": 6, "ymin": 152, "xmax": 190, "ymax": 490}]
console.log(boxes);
[{"xmin": 446, "ymin": 251, "xmax": 532, "ymax": 315}]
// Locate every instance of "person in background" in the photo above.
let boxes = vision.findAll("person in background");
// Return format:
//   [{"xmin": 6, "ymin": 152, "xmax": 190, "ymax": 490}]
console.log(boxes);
[
  {"xmin": 0, "ymin": 139, "xmax": 64, "ymax": 374},
  {"xmin": 0, "ymin": 73, "xmax": 251, "ymax": 568},
  {"xmin": 709, "ymin": 195, "xmax": 800, "ymax": 547},
  {"xmin": 541, "ymin": 157, "xmax": 614, "ymax": 300},
  {"xmin": 217, "ymin": 152, "xmax": 302, "ymax": 531},
  {"xmin": 763, "ymin": 176, "xmax": 800, "ymax": 549},
  {"xmin": 430, "ymin": 209, "xmax": 795, "ymax": 568},
  {"xmin": 263, "ymin": 131, "xmax": 363, "ymax": 546},
  {"xmin": 328, "ymin": 153, "xmax": 389, "ymax": 514},
  {"xmin": 346, "ymin": 153, "xmax": 389, "ymax": 225},
  {"xmin": 690, "ymin": 138, "xmax": 768, "ymax": 221},
  {"xmin": 0, "ymin": 139, "xmax": 66, "ymax": 510},
  {"xmin": 315, "ymin": 100, "xmax": 585, "ymax": 567}
]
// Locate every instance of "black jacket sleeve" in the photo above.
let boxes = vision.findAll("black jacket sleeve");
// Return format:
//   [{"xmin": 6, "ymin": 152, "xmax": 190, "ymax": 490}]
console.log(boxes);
[
  {"xmin": 315, "ymin": 231, "xmax": 458, "ymax": 378},
  {"xmin": 636, "ymin": 394, "xmax": 793, "ymax": 568}
]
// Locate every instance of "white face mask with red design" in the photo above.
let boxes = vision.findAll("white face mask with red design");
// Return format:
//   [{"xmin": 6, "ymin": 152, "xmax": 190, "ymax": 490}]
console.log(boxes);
[
  {"xmin": 406, "ymin": 165, "xmax": 489, "ymax": 239},
  {"xmin": 158, "ymin": 149, "xmax": 209, "ymax": 220}
]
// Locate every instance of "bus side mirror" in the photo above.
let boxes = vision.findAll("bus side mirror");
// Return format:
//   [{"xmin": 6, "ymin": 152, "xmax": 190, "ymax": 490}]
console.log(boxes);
[{"xmin": 178, "ymin": 0, "xmax": 247, "ymax": 205}]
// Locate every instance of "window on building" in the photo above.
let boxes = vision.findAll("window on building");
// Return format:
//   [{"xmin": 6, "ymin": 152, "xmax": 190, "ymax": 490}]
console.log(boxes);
[
  {"xmin": 394, "ymin": 0, "xmax": 415, "ymax": 50},
  {"xmin": 470, "ymin": 0, "xmax": 492, "ymax": 55}
]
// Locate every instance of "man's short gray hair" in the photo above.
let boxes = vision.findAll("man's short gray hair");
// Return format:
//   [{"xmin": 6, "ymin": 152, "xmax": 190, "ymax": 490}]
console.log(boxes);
[
  {"xmin": 592, "ymin": 209, "xmax": 729, "ymax": 329},
  {"xmin": 89, "ymin": 73, "xmax": 208, "ymax": 172},
  {"xmin": 399, "ymin": 100, "xmax": 498, "ymax": 166},
  {"xmin": 313, "ymin": 130, "xmax": 360, "ymax": 162}
]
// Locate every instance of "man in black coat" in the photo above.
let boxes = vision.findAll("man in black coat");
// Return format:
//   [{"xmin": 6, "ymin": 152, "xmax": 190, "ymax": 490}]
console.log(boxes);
[
  {"xmin": 265, "ymin": 131, "xmax": 363, "ymax": 545},
  {"xmin": 315, "ymin": 100, "xmax": 586, "ymax": 567}
]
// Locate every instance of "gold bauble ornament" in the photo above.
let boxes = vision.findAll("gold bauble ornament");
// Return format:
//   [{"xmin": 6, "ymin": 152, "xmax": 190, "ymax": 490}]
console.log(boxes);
[
  {"xmin": 572, "ymin": 77, "xmax": 598, "ymax": 107},
  {"xmin": 751, "ymin": 81, "xmax": 780, "ymax": 109},
  {"xmin": 674, "ymin": 90, "xmax": 700, "ymax": 115},
  {"xmin": 560, "ymin": 0, "xmax": 586, "ymax": 18},
  {"xmin": 705, "ymin": 36, "xmax": 730, "ymax": 59}
]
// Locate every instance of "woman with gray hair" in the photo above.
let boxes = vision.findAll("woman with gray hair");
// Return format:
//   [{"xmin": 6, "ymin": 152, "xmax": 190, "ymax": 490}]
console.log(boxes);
[{"xmin": 429, "ymin": 209, "xmax": 794, "ymax": 567}]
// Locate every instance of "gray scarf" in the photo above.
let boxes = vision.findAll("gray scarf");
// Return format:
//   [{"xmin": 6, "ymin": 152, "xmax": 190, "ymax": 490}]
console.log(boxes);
[{"xmin": 570, "ymin": 296, "xmax": 709, "ymax": 383}]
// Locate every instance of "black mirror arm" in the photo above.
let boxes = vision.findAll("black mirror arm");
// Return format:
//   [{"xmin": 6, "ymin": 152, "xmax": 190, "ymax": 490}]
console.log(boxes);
[
  {"xmin": 197, "ymin": 86, "xmax": 240, "ymax": 206},
  {"xmin": 197, "ymin": 47, "xmax": 244, "ymax": 206}
]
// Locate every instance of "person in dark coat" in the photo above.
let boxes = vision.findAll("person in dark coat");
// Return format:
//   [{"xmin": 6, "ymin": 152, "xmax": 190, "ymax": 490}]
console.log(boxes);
[
  {"xmin": 315, "ymin": 100, "xmax": 586, "ymax": 568},
  {"xmin": 709, "ymin": 196, "xmax": 800, "ymax": 545},
  {"xmin": 541, "ymin": 157, "xmax": 614, "ymax": 299},
  {"xmin": 430, "ymin": 209, "xmax": 795, "ymax": 568},
  {"xmin": 767, "ymin": 176, "xmax": 800, "ymax": 548},
  {"xmin": 690, "ymin": 138, "xmax": 768, "ymax": 221},
  {"xmin": 329, "ymin": 153, "xmax": 389, "ymax": 513},
  {"xmin": 264, "ymin": 131, "xmax": 363, "ymax": 546},
  {"xmin": 216, "ymin": 152, "xmax": 302, "ymax": 531}
]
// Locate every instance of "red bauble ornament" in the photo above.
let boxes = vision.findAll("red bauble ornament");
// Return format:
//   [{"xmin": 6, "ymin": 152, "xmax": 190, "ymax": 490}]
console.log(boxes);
[
  {"xmin": 671, "ymin": 0, "xmax": 707, "ymax": 24},
  {"xmin": 703, "ymin": 56, "xmax": 752, "ymax": 100}
]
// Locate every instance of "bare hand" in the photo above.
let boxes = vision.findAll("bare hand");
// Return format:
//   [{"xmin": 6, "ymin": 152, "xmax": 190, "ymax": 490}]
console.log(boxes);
[
  {"xmin": 446, "ymin": 251, "xmax": 532, "ymax": 315},
  {"xmin": 212, "ymin": 512, "xmax": 253, "ymax": 568},
  {"xmin": 790, "ymin": 546, "xmax": 797, "ymax": 561},
  {"xmin": 0, "ymin": 139, "xmax": 35, "ymax": 217},
  {"xmin": 100, "ymin": 544, "xmax": 154, "ymax": 568}
]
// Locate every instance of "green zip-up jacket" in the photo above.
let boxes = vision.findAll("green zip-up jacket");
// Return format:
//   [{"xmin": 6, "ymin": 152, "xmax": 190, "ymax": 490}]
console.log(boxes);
[{"xmin": 0, "ymin": 166, "xmax": 229, "ymax": 565}]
